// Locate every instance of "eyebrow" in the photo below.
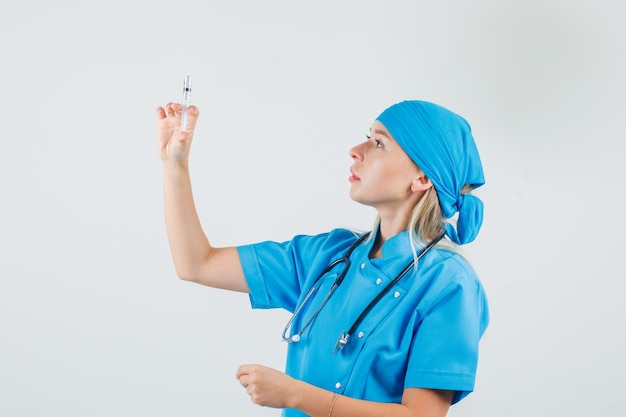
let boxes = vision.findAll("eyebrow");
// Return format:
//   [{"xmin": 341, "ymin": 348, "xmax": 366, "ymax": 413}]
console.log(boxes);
[{"xmin": 371, "ymin": 127, "xmax": 393, "ymax": 140}]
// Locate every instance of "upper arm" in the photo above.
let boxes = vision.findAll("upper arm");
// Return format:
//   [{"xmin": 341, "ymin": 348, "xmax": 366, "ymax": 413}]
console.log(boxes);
[
  {"xmin": 185, "ymin": 229, "xmax": 356, "ymax": 303},
  {"xmin": 402, "ymin": 388, "xmax": 453, "ymax": 417},
  {"xmin": 183, "ymin": 246, "xmax": 249, "ymax": 293}
]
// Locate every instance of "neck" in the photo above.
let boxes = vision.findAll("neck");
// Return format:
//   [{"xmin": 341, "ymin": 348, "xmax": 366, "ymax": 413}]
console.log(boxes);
[
  {"xmin": 370, "ymin": 212, "xmax": 411, "ymax": 259},
  {"xmin": 370, "ymin": 191, "xmax": 423, "ymax": 258},
  {"xmin": 378, "ymin": 214, "xmax": 409, "ymax": 243}
]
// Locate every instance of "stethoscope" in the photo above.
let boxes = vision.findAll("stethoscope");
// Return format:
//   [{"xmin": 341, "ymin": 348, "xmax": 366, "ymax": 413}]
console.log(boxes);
[{"xmin": 281, "ymin": 231, "xmax": 444, "ymax": 354}]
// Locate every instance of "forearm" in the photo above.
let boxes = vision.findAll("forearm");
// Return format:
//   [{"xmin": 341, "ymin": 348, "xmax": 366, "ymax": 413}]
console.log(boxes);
[
  {"xmin": 292, "ymin": 381, "xmax": 451, "ymax": 417},
  {"xmin": 162, "ymin": 159, "xmax": 212, "ymax": 281},
  {"xmin": 292, "ymin": 384, "xmax": 411, "ymax": 417}
]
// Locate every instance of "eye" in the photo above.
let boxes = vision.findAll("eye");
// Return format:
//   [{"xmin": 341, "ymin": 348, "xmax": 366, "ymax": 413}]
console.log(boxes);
[{"xmin": 365, "ymin": 133, "xmax": 383, "ymax": 148}]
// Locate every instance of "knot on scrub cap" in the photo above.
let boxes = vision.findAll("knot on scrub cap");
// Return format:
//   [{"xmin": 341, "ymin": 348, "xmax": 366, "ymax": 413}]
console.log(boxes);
[{"xmin": 376, "ymin": 100, "xmax": 485, "ymax": 244}]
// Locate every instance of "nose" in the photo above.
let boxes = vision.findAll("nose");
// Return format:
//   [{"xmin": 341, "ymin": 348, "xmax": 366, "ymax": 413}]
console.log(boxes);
[{"xmin": 349, "ymin": 142, "xmax": 365, "ymax": 162}]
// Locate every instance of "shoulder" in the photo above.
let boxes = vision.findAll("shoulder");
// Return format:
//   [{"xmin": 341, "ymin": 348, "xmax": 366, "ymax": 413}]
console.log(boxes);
[
  {"xmin": 242, "ymin": 228, "xmax": 364, "ymax": 259},
  {"xmin": 288, "ymin": 228, "xmax": 364, "ymax": 255},
  {"xmin": 419, "ymin": 248, "xmax": 486, "ymax": 298},
  {"xmin": 430, "ymin": 249, "xmax": 480, "ymax": 280},
  {"xmin": 416, "ymin": 249, "xmax": 489, "ymax": 329}
]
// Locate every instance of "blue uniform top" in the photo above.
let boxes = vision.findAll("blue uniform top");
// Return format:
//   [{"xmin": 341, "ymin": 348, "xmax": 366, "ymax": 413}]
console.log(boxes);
[{"xmin": 237, "ymin": 228, "xmax": 489, "ymax": 417}]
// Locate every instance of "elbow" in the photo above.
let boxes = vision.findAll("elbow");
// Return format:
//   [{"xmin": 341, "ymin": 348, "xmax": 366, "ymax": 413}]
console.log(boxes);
[
  {"xmin": 174, "ymin": 266, "xmax": 201, "ymax": 283},
  {"xmin": 170, "ymin": 252, "xmax": 213, "ymax": 284}
]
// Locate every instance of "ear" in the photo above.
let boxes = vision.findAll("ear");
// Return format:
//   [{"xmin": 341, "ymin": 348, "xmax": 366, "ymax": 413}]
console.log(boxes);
[{"xmin": 411, "ymin": 174, "xmax": 433, "ymax": 192}]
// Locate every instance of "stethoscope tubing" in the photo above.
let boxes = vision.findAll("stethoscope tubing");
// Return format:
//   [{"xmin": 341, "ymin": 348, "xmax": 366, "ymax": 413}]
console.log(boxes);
[
  {"xmin": 282, "ymin": 231, "xmax": 444, "ymax": 352},
  {"xmin": 281, "ymin": 232, "xmax": 371, "ymax": 343},
  {"xmin": 335, "ymin": 233, "xmax": 445, "ymax": 352}
]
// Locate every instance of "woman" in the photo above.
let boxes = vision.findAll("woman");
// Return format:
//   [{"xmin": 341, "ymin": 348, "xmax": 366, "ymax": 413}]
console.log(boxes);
[{"xmin": 156, "ymin": 99, "xmax": 489, "ymax": 417}]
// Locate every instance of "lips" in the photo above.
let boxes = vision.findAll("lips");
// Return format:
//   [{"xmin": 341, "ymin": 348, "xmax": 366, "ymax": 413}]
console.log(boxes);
[{"xmin": 349, "ymin": 169, "xmax": 360, "ymax": 182}]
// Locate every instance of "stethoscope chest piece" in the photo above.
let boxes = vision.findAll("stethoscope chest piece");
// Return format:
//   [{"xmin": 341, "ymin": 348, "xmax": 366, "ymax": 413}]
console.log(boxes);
[{"xmin": 334, "ymin": 331, "xmax": 349, "ymax": 354}]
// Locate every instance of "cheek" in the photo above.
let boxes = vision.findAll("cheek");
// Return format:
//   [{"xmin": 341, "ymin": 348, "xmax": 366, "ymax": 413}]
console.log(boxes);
[
  {"xmin": 367, "ymin": 168, "xmax": 411, "ymax": 194},
  {"xmin": 370, "ymin": 164, "xmax": 397, "ymax": 185},
  {"xmin": 390, "ymin": 166, "xmax": 421, "ymax": 192},
  {"xmin": 366, "ymin": 156, "xmax": 418, "ymax": 186}
]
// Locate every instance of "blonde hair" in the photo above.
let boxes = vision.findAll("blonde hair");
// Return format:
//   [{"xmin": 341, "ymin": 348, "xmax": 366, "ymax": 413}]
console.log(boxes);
[
  {"xmin": 407, "ymin": 186, "xmax": 445, "ymax": 245},
  {"xmin": 408, "ymin": 184, "xmax": 474, "ymax": 254},
  {"xmin": 368, "ymin": 184, "xmax": 474, "ymax": 262}
]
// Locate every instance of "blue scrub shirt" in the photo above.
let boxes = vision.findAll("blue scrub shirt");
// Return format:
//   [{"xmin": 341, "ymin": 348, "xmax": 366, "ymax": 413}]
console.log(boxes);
[{"xmin": 238, "ymin": 228, "xmax": 489, "ymax": 416}]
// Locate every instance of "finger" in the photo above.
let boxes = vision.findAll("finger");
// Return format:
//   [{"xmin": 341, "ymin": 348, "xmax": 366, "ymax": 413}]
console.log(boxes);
[
  {"xmin": 183, "ymin": 105, "xmax": 200, "ymax": 131},
  {"xmin": 166, "ymin": 102, "xmax": 184, "ymax": 115},
  {"xmin": 156, "ymin": 107, "xmax": 166, "ymax": 119},
  {"xmin": 165, "ymin": 103, "xmax": 176, "ymax": 117},
  {"xmin": 235, "ymin": 364, "xmax": 250, "ymax": 380},
  {"xmin": 238, "ymin": 375, "xmax": 249, "ymax": 388}
]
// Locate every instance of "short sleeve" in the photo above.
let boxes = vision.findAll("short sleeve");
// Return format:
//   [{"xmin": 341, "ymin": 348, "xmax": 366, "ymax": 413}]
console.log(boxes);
[
  {"xmin": 237, "ymin": 229, "xmax": 359, "ymax": 312},
  {"xmin": 404, "ymin": 260, "xmax": 489, "ymax": 404}
]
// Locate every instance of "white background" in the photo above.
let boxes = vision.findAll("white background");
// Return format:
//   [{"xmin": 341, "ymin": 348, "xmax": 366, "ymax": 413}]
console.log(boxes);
[{"xmin": 1, "ymin": 1, "xmax": 624, "ymax": 416}]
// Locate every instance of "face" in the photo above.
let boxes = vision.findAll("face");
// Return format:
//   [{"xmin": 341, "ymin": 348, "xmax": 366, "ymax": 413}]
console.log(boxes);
[{"xmin": 348, "ymin": 121, "xmax": 429, "ymax": 213}]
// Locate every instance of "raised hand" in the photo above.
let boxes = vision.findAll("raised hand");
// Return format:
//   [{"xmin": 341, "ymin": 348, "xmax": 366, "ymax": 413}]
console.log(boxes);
[{"xmin": 156, "ymin": 103, "xmax": 199, "ymax": 162}]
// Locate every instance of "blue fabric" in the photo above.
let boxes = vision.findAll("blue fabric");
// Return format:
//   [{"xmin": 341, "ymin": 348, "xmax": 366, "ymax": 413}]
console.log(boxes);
[
  {"xmin": 238, "ymin": 228, "xmax": 489, "ymax": 417},
  {"xmin": 376, "ymin": 101, "xmax": 485, "ymax": 244}
]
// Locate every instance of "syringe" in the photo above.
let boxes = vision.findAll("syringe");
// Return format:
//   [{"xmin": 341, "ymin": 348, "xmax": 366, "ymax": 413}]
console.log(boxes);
[{"xmin": 181, "ymin": 74, "xmax": 192, "ymax": 131}]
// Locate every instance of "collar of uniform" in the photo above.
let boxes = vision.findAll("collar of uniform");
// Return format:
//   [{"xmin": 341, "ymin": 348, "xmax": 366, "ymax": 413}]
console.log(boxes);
[
  {"xmin": 382, "ymin": 231, "xmax": 412, "ymax": 258},
  {"xmin": 365, "ymin": 230, "xmax": 415, "ymax": 280},
  {"xmin": 368, "ymin": 229, "xmax": 413, "ymax": 261}
]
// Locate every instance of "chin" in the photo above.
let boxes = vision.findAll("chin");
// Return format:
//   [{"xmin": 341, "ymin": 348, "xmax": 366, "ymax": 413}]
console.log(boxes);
[
  {"xmin": 348, "ymin": 189, "xmax": 360, "ymax": 202},
  {"xmin": 348, "ymin": 193, "xmax": 372, "ymax": 208}
]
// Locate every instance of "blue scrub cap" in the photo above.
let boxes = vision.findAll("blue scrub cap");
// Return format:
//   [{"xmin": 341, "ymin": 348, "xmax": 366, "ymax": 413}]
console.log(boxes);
[{"xmin": 376, "ymin": 100, "xmax": 485, "ymax": 244}]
